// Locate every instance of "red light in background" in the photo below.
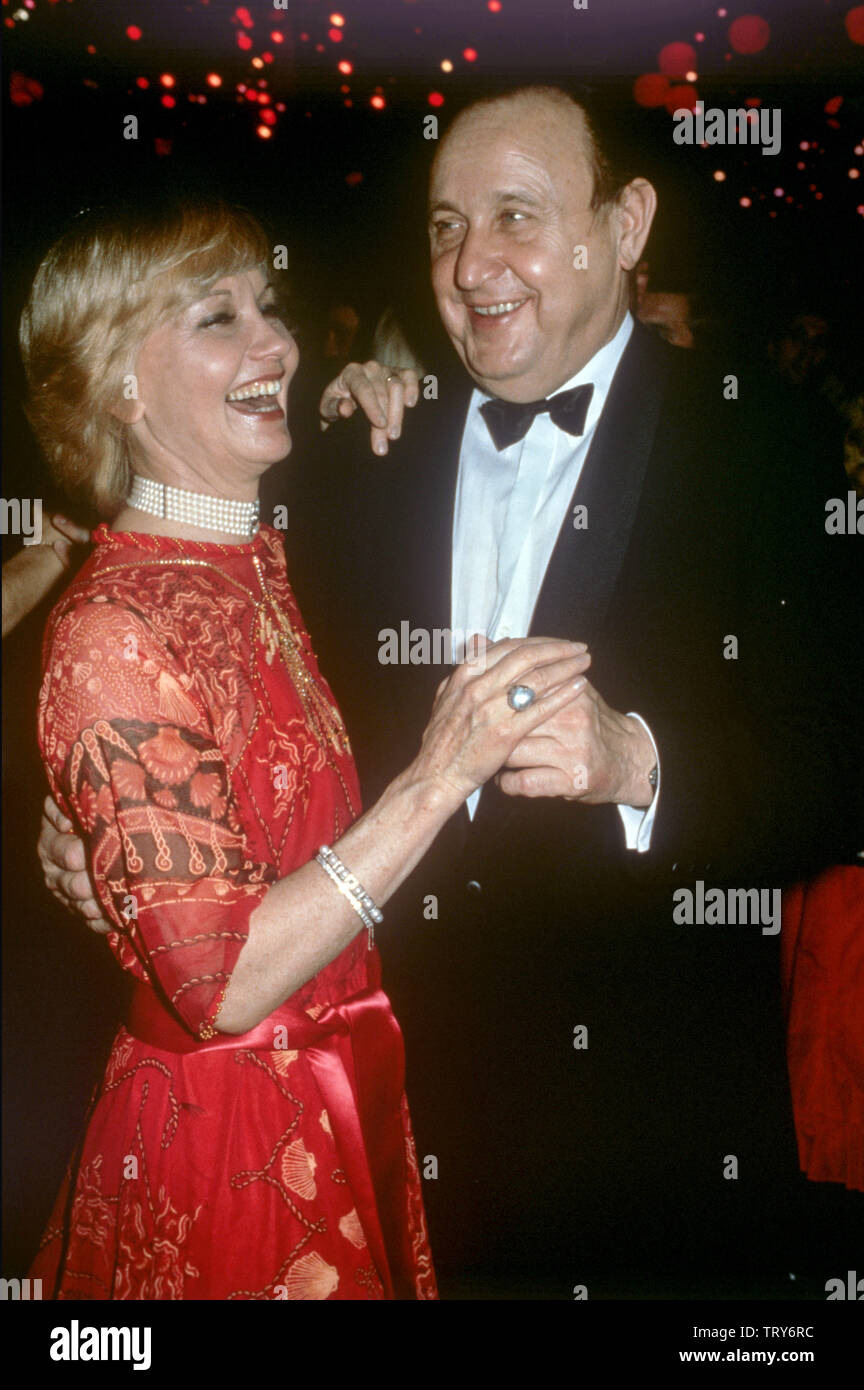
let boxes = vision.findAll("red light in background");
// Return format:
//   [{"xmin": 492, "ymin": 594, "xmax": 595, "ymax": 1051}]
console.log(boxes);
[
  {"xmin": 633, "ymin": 74, "xmax": 670, "ymax": 108},
  {"xmin": 126, "ymin": 25, "xmax": 142, "ymax": 41},
  {"xmin": 728, "ymin": 15, "xmax": 771, "ymax": 55},
  {"xmin": 658, "ymin": 42, "xmax": 697, "ymax": 79}
]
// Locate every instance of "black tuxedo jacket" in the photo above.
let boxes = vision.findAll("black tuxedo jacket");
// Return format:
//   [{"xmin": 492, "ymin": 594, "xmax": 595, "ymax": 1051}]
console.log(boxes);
[{"xmin": 282, "ymin": 324, "xmax": 861, "ymax": 1281}]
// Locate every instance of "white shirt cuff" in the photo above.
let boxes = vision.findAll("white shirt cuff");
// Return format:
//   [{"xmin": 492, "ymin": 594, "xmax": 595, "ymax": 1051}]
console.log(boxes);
[{"xmin": 616, "ymin": 712, "xmax": 660, "ymax": 853}]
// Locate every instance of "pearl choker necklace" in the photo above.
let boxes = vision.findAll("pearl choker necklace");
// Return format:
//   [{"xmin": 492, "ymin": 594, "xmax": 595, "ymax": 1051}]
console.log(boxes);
[{"xmin": 126, "ymin": 475, "xmax": 259, "ymax": 538}]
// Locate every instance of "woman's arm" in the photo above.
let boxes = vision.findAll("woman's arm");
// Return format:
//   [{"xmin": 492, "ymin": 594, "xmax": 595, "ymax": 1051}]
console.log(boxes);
[
  {"xmin": 218, "ymin": 635, "xmax": 591, "ymax": 1031},
  {"xmin": 40, "ymin": 614, "xmax": 590, "ymax": 1035}
]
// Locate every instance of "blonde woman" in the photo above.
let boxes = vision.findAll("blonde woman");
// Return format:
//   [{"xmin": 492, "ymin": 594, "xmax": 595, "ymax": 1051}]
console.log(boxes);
[{"xmin": 21, "ymin": 198, "xmax": 590, "ymax": 1300}]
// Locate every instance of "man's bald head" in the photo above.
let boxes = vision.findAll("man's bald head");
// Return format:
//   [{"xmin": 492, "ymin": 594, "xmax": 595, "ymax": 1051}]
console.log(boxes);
[{"xmin": 433, "ymin": 87, "xmax": 628, "ymax": 215}]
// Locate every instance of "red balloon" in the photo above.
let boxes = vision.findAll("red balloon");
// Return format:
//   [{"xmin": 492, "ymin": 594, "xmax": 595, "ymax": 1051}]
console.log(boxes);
[
  {"xmin": 728, "ymin": 15, "xmax": 770, "ymax": 55},
  {"xmin": 658, "ymin": 42, "xmax": 697, "ymax": 79},
  {"xmin": 665, "ymin": 84, "xmax": 698, "ymax": 115},
  {"xmin": 633, "ymin": 73, "xmax": 671, "ymax": 108},
  {"xmin": 845, "ymin": 6, "xmax": 864, "ymax": 44}
]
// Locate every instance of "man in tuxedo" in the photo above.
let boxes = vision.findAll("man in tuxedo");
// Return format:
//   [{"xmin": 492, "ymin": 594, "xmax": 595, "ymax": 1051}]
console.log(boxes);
[
  {"xmin": 43, "ymin": 85, "xmax": 860, "ymax": 1294},
  {"xmin": 287, "ymin": 86, "xmax": 860, "ymax": 1292}
]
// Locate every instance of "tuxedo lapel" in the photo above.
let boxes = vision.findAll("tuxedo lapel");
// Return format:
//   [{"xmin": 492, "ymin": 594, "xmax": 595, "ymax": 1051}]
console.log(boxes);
[
  {"xmin": 530, "ymin": 324, "xmax": 670, "ymax": 647},
  {"xmin": 397, "ymin": 373, "xmax": 472, "ymax": 637}
]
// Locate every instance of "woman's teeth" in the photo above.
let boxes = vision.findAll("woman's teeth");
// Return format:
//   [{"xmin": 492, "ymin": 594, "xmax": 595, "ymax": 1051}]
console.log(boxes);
[{"xmin": 226, "ymin": 380, "xmax": 281, "ymax": 402}]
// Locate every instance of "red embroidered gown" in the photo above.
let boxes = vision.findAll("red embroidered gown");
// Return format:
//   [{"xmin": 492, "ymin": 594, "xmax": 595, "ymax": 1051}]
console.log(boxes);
[{"xmin": 30, "ymin": 523, "xmax": 437, "ymax": 1300}]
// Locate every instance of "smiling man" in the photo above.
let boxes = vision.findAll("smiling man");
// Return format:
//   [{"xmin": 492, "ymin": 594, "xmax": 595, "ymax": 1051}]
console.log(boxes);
[
  {"xmin": 299, "ymin": 84, "xmax": 859, "ymax": 1294},
  {"xmin": 427, "ymin": 90, "xmax": 651, "ymax": 401},
  {"xmin": 43, "ymin": 87, "xmax": 860, "ymax": 1296}
]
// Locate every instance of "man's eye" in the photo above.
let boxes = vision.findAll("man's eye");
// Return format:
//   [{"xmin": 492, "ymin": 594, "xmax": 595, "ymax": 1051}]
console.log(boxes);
[
  {"xmin": 501, "ymin": 210, "xmax": 529, "ymax": 224},
  {"xmin": 432, "ymin": 220, "xmax": 461, "ymax": 236}
]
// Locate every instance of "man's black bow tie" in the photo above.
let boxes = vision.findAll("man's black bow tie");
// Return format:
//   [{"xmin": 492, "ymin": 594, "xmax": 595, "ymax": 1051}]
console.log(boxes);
[{"xmin": 479, "ymin": 382, "xmax": 594, "ymax": 452}]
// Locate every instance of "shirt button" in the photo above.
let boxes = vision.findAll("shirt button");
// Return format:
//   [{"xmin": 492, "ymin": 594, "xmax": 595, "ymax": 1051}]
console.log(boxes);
[{"xmin": 466, "ymin": 880, "xmax": 483, "ymax": 897}]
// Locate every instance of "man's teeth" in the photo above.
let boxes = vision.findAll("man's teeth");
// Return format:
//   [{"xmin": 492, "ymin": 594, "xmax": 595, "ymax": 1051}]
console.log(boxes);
[
  {"xmin": 226, "ymin": 380, "xmax": 281, "ymax": 402},
  {"xmin": 472, "ymin": 300, "xmax": 526, "ymax": 317}
]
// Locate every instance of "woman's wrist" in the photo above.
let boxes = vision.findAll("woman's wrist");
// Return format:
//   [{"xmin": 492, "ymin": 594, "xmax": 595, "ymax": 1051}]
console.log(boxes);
[{"xmin": 387, "ymin": 761, "xmax": 466, "ymax": 827}]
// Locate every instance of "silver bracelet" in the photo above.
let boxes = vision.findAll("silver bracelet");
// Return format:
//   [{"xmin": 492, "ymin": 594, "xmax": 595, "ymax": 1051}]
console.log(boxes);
[{"xmin": 315, "ymin": 844, "xmax": 383, "ymax": 950}]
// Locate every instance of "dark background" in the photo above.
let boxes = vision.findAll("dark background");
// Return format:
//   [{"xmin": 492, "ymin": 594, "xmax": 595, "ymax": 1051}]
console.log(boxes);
[{"xmin": 3, "ymin": 0, "xmax": 863, "ymax": 1298}]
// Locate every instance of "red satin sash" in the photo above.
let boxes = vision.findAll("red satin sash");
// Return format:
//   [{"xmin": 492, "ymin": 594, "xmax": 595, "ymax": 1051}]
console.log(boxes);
[{"xmin": 124, "ymin": 956, "xmax": 412, "ymax": 1299}]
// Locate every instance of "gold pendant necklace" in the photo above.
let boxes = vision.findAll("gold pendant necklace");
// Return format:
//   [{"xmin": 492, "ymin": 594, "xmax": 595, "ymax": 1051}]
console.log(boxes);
[{"xmin": 251, "ymin": 555, "xmax": 352, "ymax": 759}]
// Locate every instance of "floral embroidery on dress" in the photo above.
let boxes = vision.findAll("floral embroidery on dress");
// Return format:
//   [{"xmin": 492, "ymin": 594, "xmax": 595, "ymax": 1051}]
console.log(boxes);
[{"xmin": 31, "ymin": 525, "xmax": 436, "ymax": 1301}]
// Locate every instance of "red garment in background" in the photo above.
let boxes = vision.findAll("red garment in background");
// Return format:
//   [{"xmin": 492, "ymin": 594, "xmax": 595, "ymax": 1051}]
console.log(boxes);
[
  {"xmin": 782, "ymin": 864, "xmax": 864, "ymax": 1193},
  {"xmin": 30, "ymin": 524, "xmax": 437, "ymax": 1299}
]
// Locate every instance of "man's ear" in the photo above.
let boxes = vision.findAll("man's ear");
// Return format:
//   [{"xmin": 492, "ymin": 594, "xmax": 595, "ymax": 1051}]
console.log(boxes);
[{"xmin": 614, "ymin": 179, "xmax": 658, "ymax": 272}]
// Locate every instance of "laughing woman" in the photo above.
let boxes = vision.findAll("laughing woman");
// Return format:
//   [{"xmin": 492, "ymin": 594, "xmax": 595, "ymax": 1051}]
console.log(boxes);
[{"xmin": 20, "ymin": 199, "xmax": 589, "ymax": 1299}]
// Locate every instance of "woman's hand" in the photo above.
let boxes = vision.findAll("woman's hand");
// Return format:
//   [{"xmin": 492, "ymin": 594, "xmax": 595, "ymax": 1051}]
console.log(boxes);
[
  {"xmin": 319, "ymin": 361, "xmax": 420, "ymax": 455},
  {"xmin": 38, "ymin": 794, "xmax": 111, "ymax": 932},
  {"xmin": 409, "ymin": 636, "xmax": 592, "ymax": 808}
]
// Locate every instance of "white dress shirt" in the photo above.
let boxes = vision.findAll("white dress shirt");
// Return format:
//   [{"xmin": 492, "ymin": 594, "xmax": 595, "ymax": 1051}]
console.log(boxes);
[{"xmin": 450, "ymin": 311, "xmax": 659, "ymax": 849}]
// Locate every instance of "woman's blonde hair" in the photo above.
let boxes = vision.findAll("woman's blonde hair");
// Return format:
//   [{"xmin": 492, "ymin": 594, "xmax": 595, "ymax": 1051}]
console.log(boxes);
[{"xmin": 19, "ymin": 198, "xmax": 274, "ymax": 517}]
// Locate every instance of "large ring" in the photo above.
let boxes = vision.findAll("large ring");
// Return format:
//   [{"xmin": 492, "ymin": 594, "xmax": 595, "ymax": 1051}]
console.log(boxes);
[
  {"xmin": 385, "ymin": 373, "xmax": 399, "ymax": 383},
  {"xmin": 507, "ymin": 684, "xmax": 536, "ymax": 711}
]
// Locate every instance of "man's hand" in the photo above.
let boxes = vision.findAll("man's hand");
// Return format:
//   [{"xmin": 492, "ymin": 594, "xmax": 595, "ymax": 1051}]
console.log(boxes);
[
  {"xmin": 319, "ymin": 362, "xmax": 420, "ymax": 455},
  {"xmin": 2, "ymin": 513, "xmax": 91, "ymax": 638},
  {"xmin": 496, "ymin": 677, "xmax": 656, "ymax": 808},
  {"xmin": 38, "ymin": 794, "xmax": 111, "ymax": 933}
]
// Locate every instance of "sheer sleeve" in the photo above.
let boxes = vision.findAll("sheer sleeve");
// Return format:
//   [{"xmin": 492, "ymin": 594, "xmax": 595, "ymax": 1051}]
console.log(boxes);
[{"xmin": 39, "ymin": 600, "xmax": 278, "ymax": 1037}]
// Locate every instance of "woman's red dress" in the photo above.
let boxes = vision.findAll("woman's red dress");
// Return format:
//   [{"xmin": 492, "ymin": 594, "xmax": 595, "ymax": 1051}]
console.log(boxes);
[{"xmin": 30, "ymin": 522, "xmax": 437, "ymax": 1300}]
